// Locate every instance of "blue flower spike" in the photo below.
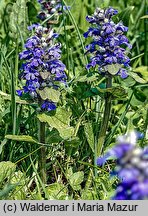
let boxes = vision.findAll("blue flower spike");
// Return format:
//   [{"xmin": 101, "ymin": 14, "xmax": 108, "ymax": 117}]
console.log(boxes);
[
  {"xmin": 84, "ymin": 7, "xmax": 132, "ymax": 78},
  {"xmin": 97, "ymin": 131, "xmax": 148, "ymax": 200},
  {"xmin": 17, "ymin": 25, "xmax": 67, "ymax": 112}
]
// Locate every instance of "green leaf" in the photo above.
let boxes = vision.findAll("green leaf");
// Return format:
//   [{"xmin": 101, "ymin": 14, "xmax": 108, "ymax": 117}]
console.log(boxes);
[
  {"xmin": 74, "ymin": 73, "xmax": 99, "ymax": 82},
  {"xmin": 0, "ymin": 90, "xmax": 29, "ymax": 104},
  {"xmin": 81, "ymin": 189, "xmax": 95, "ymax": 200},
  {"xmin": 129, "ymin": 71, "xmax": 147, "ymax": 83},
  {"xmin": 37, "ymin": 107, "xmax": 74, "ymax": 139},
  {"xmin": 107, "ymin": 86, "xmax": 127, "ymax": 99},
  {"xmin": 10, "ymin": 171, "xmax": 29, "ymax": 200},
  {"xmin": 46, "ymin": 183, "xmax": 68, "ymax": 200},
  {"xmin": 27, "ymin": 1, "xmax": 38, "ymax": 22},
  {"xmin": 65, "ymin": 137, "xmax": 80, "ymax": 147},
  {"xmin": 104, "ymin": 64, "xmax": 121, "ymax": 75},
  {"xmin": 120, "ymin": 76, "xmax": 136, "ymax": 87},
  {"xmin": 0, "ymin": 161, "xmax": 16, "ymax": 183},
  {"xmin": 133, "ymin": 66, "xmax": 148, "ymax": 82},
  {"xmin": 37, "ymin": 87, "xmax": 61, "ymax": 102},
  {"xmin": 97, "ymin": 86, "xmax": 127, "ymax": 100},
  {"xmin": 5, "ymin": 135, "xmax": 38, "ymax": 143},
  {"xmin": 82, "ymin": 88, "xmax": 102, "ymax": 99},
  {"xmin": 68, "ymin": 171, "xmax": 84, "ymax": 191},
  {"xmin": 134, "ymin": 89, "xmax": 146, "ymax": 102},
  {"xmin": 64, "ymin": 137, "xmax": 80, "ymax": 156},
  {"xmin": 84, "ymin": 122, "xmax": 94, "ymax": 152},
  {"xmin": 0, "ymin": 184, "xmax": 18, "ymax": 199}
]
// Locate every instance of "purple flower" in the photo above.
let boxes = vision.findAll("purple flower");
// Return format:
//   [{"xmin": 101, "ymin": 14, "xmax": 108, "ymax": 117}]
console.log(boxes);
[
  {"xmin": 16, "ymin": 90, "xmax": 23, "ymax": 96},
  {"xmin": 97, "ymin": 131, "xmax": 148, "ymax": 200},
  {"xmin": 37, "ymin": 0, "xmax": 69, "ymax": 22},
  {"xmin": 118, "ymin": 168, "xmax": 140, "ymax": 184},
  {"xmin": 41, "ymin": 100, "xmax": 56, "ymax": 111},
  {"xmin": 84, "ymin": 7, "xmax": 132, "ymax": 78},
  {"xmin": 17, "ymin": 25, "xmax": 67, "ymax": 112}
]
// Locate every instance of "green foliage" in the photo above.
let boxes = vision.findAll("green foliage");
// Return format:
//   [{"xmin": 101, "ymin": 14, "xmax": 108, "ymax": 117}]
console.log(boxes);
[
  {"xmin": 0, "ymin": 161, "xmax": 16, "ymax": 183},
  {"xmin": 5, "ymin": 135, "xmax": 38, "ymax": 143},
  {"xmin": 0, "ymin": 0, "xmax": 147, "ymax": 200},
  {"xmin": 37, "ymin": 107, "xmax": 75, "ymax": 139},
  {"xmin": 9, "ymin": 0, "xmax": 28, "ymax": 41},
  {"xmin": 84, "ymin": 122, "xmax": 94, "ymax": 152},
  {"xmin": 66, "ymin": 167, "xmax": 84, "ymax": 191},
  {"xmin": 37, "ymin": 88, "xmax": 61, "ymax": 103},
  {"xmin": 45, "ymin": 183, "xmax": 68, "ymax": 200}
]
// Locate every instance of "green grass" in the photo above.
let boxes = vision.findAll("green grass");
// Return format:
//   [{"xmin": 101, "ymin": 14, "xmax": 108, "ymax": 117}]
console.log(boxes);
[{"xmin": 0, "ymin": 0, "xmax": 147, "ymax": 200}]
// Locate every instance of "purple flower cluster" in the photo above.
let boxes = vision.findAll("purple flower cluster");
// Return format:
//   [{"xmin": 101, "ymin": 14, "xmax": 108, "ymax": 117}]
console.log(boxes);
[
  {"xmin": 84, "ymin": 7, "xmax": 132, "ymax": 78},
  {"xmin": 38, "ymin": 0, "xmax": 67, "ymax": 21},
  {"xmin": 97, "ymin": 131, "xmax": 148, "ymax": 200},
  {"xmin": 17, "ymin": 25, "xmax": 67, "ymax": 111}
]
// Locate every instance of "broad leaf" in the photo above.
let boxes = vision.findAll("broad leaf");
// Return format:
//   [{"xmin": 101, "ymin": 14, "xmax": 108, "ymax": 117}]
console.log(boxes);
[
  {"xmin": 37, "ymin": 87, "xmax": 61, "ymax": 102},
  {"xmin": 37, "ymin": 107, "xmax": 74, "ymax": 139},
  {"xmin": 68, "ymin": 170, "xmax": 84, "ymax": 191},
  {"xmin": 104, "ymin": 64, "xmax": 121, "ymax": 75}
]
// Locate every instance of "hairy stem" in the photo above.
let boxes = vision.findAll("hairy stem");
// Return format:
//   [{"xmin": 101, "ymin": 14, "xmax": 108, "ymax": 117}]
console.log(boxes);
[
  {"xmin": 97, "ymin": 76, "xmax": 112, "ymax": 156},
  {"xmin": 39, "ymin": 121, "xmax": 46, "ymax": 184}
]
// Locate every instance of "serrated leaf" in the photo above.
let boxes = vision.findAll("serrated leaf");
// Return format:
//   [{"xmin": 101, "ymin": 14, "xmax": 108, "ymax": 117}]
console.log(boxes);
[
  {"xmin": 129, "ymin": 72, "xmax": 147, "ymax": 83},
  {"xmin": 84, "ymin": 122, "xmax": 94, "ymax": 152},
  {"xmin": 5, "ymin": 135, "xmax": 38, "ymax": 143},
  {"xmin": 37, "ymin": 87, "xmax": 61, "ymax": 102},
  {"xmin": 37, "ymin": 107, "xmax": 74, "ymax": 139}
]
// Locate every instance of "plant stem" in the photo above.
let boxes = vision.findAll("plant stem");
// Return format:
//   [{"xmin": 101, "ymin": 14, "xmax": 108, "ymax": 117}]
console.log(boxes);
[
  {"xmin": 38, "ymin": 121, "xmax": 46, "ymax": 184},
  {"xmin": 97, "ymin": 76, "xmax": 112, "ymax": 156},
  {"xmin": 94, "ymin": 95, "xmax": 100, "ymax": 177}
]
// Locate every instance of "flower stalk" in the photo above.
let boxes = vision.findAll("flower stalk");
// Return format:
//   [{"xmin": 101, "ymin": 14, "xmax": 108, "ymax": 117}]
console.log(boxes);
[
  {"xmin": 16, "ymin": 0, "xmax": 68, "ymax": 184},
  {"xmin": 38, "ymin": 120, "xmax": 46, "ymax": 184},
  {"xmin": 84, "ymin": 7, "xmax": 132, "ymax": 158},
  {"xmin": 97, "ymin": 75, "xmax": 112, "ymax": 156}
]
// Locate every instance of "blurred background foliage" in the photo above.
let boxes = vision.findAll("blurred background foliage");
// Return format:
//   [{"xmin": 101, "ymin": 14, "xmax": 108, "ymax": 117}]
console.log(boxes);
[{"xmin": 0, "ymin": 0, "xmax": 147, "ymax": 199}]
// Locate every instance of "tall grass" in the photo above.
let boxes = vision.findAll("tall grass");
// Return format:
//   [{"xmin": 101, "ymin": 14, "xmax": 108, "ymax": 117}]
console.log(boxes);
[{"xmin": 0, "ymin": 0, "xmax": 147, "ymax": 200}]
